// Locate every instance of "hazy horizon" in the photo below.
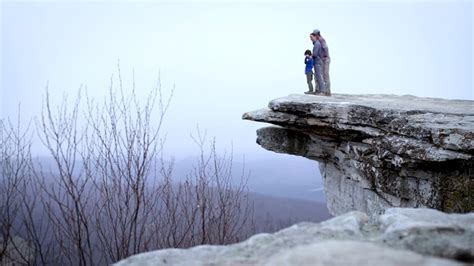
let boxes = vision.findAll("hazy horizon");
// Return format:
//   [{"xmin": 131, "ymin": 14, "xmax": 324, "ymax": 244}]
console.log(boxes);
[
  {"xmin": 1, "ymin": 0, "xmax": 472, "ymax": 160},
  {"xmin": 1, "ymin": 3, "xmax": 472, "ymax": 263}
]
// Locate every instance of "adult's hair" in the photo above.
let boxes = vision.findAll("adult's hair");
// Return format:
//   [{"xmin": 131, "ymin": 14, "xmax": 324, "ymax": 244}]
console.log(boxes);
[{"xmin": 304, "ymin": 49, "xmax": 312, "ymax": 55}]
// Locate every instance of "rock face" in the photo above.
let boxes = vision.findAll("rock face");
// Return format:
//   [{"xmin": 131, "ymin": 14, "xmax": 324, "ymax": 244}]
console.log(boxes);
[
  {"xmin": 114, "ymin": 208, "xmax": 474, "ymax": 265},
  {"xmin": 242, "ymin": 94, "xmax": 474, "ymax": 216},
  {"xmin": 115, "ymin": 94, "xmax": 473, "ymax": 266}
]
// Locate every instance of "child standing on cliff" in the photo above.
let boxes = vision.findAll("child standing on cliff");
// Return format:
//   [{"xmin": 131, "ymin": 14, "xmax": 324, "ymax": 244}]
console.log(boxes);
[{"xmin": 304, "ymin": 50, "xmax": 314, "ymax": 94}]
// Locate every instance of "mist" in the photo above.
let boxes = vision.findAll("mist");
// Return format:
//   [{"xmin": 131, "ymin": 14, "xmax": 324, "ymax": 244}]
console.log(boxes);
[
  {"xmin": 2, "ymin": 0, "xmax": 472, "ymax": 160},
  {"xmin": 1, "ymin": 1, "xmax": 472, "ymax": 264}
]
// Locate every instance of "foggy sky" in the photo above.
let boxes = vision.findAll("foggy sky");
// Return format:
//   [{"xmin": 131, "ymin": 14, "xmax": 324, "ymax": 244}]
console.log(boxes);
[{"xmin": 1, "ymin": 1, "xmax": 472, "ymax": 159}]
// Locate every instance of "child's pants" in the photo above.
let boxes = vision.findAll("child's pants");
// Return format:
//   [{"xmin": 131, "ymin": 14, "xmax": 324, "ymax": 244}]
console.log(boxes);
[{"xmin": 306, "ymin": 73, "xmax": 314, "ymax": 92}]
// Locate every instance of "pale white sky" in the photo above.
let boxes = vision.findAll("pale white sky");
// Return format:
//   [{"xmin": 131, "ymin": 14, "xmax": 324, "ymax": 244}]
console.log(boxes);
[{"xmin": 1, "ymin": 0, "xmax": 472, "ymax": 159}]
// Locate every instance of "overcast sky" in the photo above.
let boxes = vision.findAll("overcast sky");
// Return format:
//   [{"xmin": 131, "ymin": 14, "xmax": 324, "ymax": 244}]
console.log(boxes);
[{"xmin": 1, "ymin": 0, "xmax": 472, "ymax": 160}]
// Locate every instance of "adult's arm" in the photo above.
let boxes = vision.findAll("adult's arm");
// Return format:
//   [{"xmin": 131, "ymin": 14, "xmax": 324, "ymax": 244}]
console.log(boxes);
[{"xmin": 312, "ymin": 41, "xmax": 321, "ymax": 58}]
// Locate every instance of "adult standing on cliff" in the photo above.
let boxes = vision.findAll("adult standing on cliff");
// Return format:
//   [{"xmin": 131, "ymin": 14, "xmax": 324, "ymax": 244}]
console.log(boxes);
[
  {"xmin": 313, "ymin": 29, "xmax": 331, "ymax": 94},
  {"xmin": 309, "ymin": 32, "xmax": 328, "ymax": 96}
]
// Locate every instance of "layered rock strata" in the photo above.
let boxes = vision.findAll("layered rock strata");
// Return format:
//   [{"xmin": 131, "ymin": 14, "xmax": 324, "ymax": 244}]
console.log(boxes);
[{"xmin": 242, "ymin": 94, "xmax": 474, "ymax": 216}]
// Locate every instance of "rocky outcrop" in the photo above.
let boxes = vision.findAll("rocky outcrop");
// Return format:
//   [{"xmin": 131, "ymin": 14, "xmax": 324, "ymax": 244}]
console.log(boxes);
[
  {"xmin": 114, "ymin": 208, "xmax": 474, "ymax": 265},
  {"xmin": 115, "ymin": 94, "xmax": 473, "ymax": 266},
  {"xmin": 242, "ymin": 94, "xmax": 474, "ymax": 216}
]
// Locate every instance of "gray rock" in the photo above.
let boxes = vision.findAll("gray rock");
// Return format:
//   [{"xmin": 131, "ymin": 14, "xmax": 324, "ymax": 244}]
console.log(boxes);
[
  {"xmin": 264, "ymin": 240, "xmax": 460, "ymax": 266},
  {"xmin": 114, "ymin": 94, "xmax": 474, "ymax": 266},
  {"xmin": 377, "ymin": 208, "xmax": 474, "ymax": 262},
  {"xmin": 242, "ymin": 94, "xmax": 474, "ymax": 215},
  {"xmin": 114, "ymin": 208, "xmax": 473, "ymax": 265}
]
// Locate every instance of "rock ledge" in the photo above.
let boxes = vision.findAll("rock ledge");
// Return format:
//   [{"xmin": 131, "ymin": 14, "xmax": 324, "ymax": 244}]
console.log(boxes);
[
  {"xmin": 243, "ymin": 94, "xmax": 474, "ymax": 215},
  {"xmin": 115, "ymin": 208, "xmax": 474, "ymax": 265}
]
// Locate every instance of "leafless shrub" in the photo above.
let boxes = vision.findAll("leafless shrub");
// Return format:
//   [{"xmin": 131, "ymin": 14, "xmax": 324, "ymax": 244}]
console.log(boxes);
[
  {"xmin": 79, "ymin": 68, "xmax": 172, "ymax": 262},
  {"xmin": 1, "ymin": 113, "xmax": 56, "ymax": 265},
  {"xmin": 0, "ymin": 114, "xmax": 33, "ymax": 264},
  {"xmin": 188, "ymin": 128, "xmax": 254, "ymax": 245},
  {"xmin": 0, "ymin": 66, "xmax": 257, "ymax": 265}
]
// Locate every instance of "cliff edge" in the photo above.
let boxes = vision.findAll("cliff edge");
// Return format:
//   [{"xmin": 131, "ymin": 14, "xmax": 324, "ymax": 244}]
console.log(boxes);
[
  {"xmin": 114, "ymin": 94, "xmax": 474, "ymax": 265},
  {"xmin": 243, "ymin": 94, "xmax": 473, "ymax": 216}
]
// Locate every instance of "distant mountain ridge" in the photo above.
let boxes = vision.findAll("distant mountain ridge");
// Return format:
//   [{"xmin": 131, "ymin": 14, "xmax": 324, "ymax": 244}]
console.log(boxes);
[
  {"xmin": 31, "ymin": 154, "xmax": 326, "ymax": 203},
  {"xmin": 173, "ymin": 155, "xmax": 326, "ymax": 203}
]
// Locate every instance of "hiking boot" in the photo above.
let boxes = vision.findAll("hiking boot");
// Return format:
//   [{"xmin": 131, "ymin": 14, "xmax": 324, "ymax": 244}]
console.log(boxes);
[{"xmin": 304, "ymin": 91, "xmax": 314, "ymax": 95}]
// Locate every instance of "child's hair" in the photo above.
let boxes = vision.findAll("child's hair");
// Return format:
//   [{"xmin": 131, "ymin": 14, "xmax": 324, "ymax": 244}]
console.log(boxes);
[{"xmin": 304, "ymin": 49, "xmax": 312, "ymax": 56}]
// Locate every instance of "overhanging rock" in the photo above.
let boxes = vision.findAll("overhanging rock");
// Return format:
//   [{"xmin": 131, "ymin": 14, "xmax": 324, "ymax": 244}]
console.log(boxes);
[{"xmin": 243, "ymin": 94, "xmax": 474, "ymax": 216}]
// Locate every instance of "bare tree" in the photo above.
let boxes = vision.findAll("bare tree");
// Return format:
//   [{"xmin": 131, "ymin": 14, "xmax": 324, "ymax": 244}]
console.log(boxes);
[
  {"xmin": 153, "ymin": 160, "xmax": 200, "ymax": 249},
  {"xmin": 81, "ymin": 68, "xmax": 173, "ymax": 263},
  {"xmin": 37, "ymin": 88, "xmax": 96, "ymax": 266},
  {"xmin": 2, "ymin": 66, "xmax": 258, "ymax": 265},
  {"xmin": 189, "ymin": 129, "xmax": 254, "ymax": 245},
  {"xmin": 1, "ymin": 113, "xmax": 55, "ymax": 265},
  {"xmin": 152, "ymin": 132, "xmax": 255, "ymax": 249},
  {"xmin": 0, "ymin": 115, "xmax": 32, "ymax": 264}
]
